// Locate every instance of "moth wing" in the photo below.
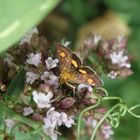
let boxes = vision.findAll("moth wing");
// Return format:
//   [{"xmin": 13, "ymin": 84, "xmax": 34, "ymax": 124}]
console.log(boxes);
[
  {"xmin": 81, "ymin": 66, "xmax": 103, "ymax": 86},
  {"xmin": 69, "ymin": 66, "xmax": 103, "ymax": 86},
  {"xmin": 56, "ymin": 44, "xmax": 72, "ymax": 70}
]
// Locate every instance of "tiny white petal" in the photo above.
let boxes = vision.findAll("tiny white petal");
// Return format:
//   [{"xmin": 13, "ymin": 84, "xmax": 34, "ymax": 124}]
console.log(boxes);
[
  {"xmin": 43, "ymin": 125, "xmax": 57, "ymax": 140},
  {"xmin": 107, "ymin": 71, "xmax": 118, "ymax": 79},
  {"xmin": 94, "ymin": 35, "xmax": 101, "ymax": 44},
  {"xmin": 5, "ymin": 119, "xmax": 16, "ymax": 129},
  {"xmin": 102, "ymin": 125, "xmax": 114, "ymax": 139},
  {"xmin": 117, "ymin": 35, "xmax": 125, "ymax": 43},
  {"xmin": 64, "ymin": 117, "xmax": 75, "ymax": 128},
  {"xmin": 41, "ymin": 71, "xmax": 49, "ymax": 80},
  {"xmin": 23, "ymin": 107, "xmax": 34, "ymax": 116},
  {"xmin": 92, "ymin": 119, "xmax": 98, "ymax": 128},
  {"xmin": 41, "ymin": 71, "xmax": 59, "ymax": 86},
  {"xmin": 32, "ymin": 91, "xmax": 53, "ymax": 108},
  {"xmin": 77, "ymin": 84, "xmax": 93, "ymax": 93},
  {"xmin": 61, "ymin": 39, "xmax": 71, "ymax": 47},
  {"xmin": 26, "ymin": 53, "xmax": 42, "ymax": 67},
  {"xmin": 26, "ymin": 72, "xmax": 39, "ymax": 84},
  {"xmin": 43, "ymin": 108, "xmax": 74, "ymax": 134},
  {"xmin": 110, "ymin": 51, "xmax": 131, "ymax": 68},
  {"xmin": 45, "ymin": 57, "xmax": 59, "ymax": 70}
]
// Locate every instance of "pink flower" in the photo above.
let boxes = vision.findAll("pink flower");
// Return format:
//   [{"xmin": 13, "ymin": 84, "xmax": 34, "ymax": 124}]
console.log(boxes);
[
  {"xmin": 26, "ymin": 53, "xmax": 42, "ymax": 67},
  {"xmin": 43, "ymin": 107, "xmax": 74, "ymax": 139},
  {"xmin": 43, "ymin": 124, "xmax": 57, "ymax": 140},
  {"xmin": 45, "ymin": 57, "xmax": 59, "ymax": 70},
  {"xmin": 41, "ymin": 71, "xmax": 59, "ymax": 86},
  {"xmin": 23, "ymin": 107, "xmax": 34, "ymax": 116},
  {"xmin": 77, "ymin": 84, "xmax": 93, "ymax": 93},
  {"xmin": 32, "ymin": 91, "xmax": 53, "ymax": 108},
  {"xmin": 58, "ymin": 112, "xmax": 75, "ymax": 128},
  {"xmin": 26, "ymin": 72, "xmax": 39, "ymax": 84},
  {"xmin": 101, "ymin": 124, "xmax": 114, "ymax": 139},
  {"xmin": 5, "ymin": 119, "xmax": 16, "ymax": 129},
  {"xmin": 110, "ymin": 51, "xmax": 131, "ymax": 68}
]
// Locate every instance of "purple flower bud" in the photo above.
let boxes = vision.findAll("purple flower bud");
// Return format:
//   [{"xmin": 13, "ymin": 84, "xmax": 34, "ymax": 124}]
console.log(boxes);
[
  {"xmin": 32, "ymin": 113, "xmax": 43, "ymax": 121},
  {"xmin": 59, "ymin": 97, "xmax": 75, "ymax": 109},
  {"xmin": 80, "ymin": 99, "xmax": 91, "ymax": 106}
]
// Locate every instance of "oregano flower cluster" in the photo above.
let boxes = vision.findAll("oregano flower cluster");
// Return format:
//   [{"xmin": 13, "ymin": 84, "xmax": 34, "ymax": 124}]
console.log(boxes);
[{"xmin": 0, "ymin": 28, "xmax": 140, "ymax": 140}]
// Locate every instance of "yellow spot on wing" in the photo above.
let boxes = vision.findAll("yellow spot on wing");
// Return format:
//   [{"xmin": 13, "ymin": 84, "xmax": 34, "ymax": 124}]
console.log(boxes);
[
  {"xmin": 79, "ymin": 69, "xmax": 87, "ymax": 74},
  {"xmin": 88, "ymin": 79, "xmax": 94, "ymax": 84},
  {"xmin": 72, "ymin": 60, "xmax": 78, "ymax": 67},
  {"xmin": 59, "ymin": 52, "xmax": 65, "ymax": 57}
]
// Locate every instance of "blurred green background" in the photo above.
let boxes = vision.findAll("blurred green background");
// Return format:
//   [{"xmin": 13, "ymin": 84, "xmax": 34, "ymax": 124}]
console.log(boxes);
[{"xmin": 39, "ymin": 0, "xmax": 140, "ymax": 139}]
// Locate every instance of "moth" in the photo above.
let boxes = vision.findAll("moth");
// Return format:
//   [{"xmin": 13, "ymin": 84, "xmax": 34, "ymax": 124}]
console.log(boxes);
[{"xmin": 56, "ymin": 44, "xmax": 103, "ymax": 88}]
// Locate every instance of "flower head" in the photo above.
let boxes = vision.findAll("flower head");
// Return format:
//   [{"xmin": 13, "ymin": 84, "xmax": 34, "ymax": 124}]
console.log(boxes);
[
  {"xmin": 81, "ymin": 34, "xmax": 132, "ymax": 79},
  {"xmin": 32, "ymin": 91, "xmax": 53, "ymax": 108}
]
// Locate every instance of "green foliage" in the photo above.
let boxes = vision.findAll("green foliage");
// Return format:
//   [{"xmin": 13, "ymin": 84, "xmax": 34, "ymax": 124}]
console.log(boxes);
[
  {"xmin": 12, "ymin": 127, "xmax": 42, "ymax": 140},
  {"xmin": 0, "ymin": 112, "xmax": 5, "ymax": 131},
  {"xmin": 0, "ymin": 0, "xmax": 60, "ymax": 53},
  {"xmin": 0, "ymin": 135, "xmax": 4, "ymax": 140},
  {"xmin": 7, "ymin": 68, "xmax": 25, "ymax": 101}
]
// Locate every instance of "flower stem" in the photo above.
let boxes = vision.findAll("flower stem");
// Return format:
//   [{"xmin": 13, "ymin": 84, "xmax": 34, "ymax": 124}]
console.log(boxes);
[
  {"xmin": 127, "ymin": 104, "xmax": 140, "ymax": 118},
  {"xmin": 77, "ymin": 99, "xmax": 100, "ymax": 140},
  {"xmin": 90, "ymin": 103, "xmax": 121, "ymax": 140},
  {"xmin": 102, "ymin": 96, "xmax": 123, "ymax": 103}
]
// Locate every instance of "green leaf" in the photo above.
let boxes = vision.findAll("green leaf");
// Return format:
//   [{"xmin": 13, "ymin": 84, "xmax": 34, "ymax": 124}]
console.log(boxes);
[
  {"xmin": 15, "ymin": 131, "xmax": 42, "ymax": 140},
  {"xmin": 7, "ymin": 68, "xmax": 25, "ymax": 100},
  {"xmin": 0, "ymin": 0, "xmax": 60, "ymax": 53},
  {"xmin": 11, "ymin": 126, "xmax": 42, "ymax": 140},
  {"xmin": 0, "ymin": 134, "xmax": 4, "ymax": 140},
  {"xmin": 0, "ymin": 113, "xmax": 5, "ymax": 131}
]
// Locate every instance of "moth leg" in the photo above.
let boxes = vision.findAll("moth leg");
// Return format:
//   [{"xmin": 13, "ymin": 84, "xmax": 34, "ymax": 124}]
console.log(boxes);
[{"xmin": 66, "ymin": 83, "xmax": 76, "ymax": 94}]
